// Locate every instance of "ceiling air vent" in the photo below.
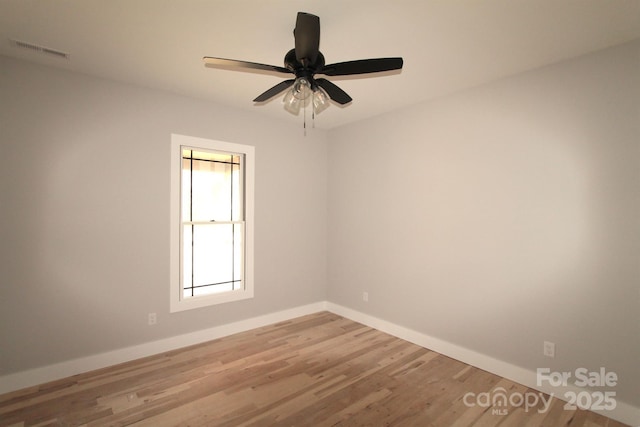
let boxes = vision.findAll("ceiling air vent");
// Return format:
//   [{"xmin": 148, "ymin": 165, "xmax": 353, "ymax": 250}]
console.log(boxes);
[{"xmin": 9, "ymin": 39, "xmax": 70, "ymax": 60}]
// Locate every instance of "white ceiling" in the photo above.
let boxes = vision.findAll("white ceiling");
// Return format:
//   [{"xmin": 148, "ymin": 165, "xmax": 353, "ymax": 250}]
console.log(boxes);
[{"xmin": 2, "ymin": 0, "xmax": 640, "ymax": 129}]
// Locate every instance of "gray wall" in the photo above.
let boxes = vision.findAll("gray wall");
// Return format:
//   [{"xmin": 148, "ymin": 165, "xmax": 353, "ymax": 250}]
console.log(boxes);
[
  {"xmin": 0, "ymin": 55, "xmax": 328, "ymax": 374},
  {"xmin": 327, "ymin": 40, "xmax": 640, "ymax": 407}
]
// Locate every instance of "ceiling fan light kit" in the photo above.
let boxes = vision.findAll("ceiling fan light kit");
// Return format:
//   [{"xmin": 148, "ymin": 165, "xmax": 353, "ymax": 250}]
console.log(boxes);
[
  {"xmin": 203, "ymin": 12, "xmax": 403, "ymax": 123},
  {"xmin": 282, "ymin": 77, "xmax": 316, "ymax": 115}
]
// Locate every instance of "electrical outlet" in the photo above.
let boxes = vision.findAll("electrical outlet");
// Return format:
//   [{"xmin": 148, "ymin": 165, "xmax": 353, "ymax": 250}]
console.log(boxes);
[
  {"xmin": 148, "ymin": 312, "xmax": 157, "ymax": 326},
  {"xmin": 543, "ymin": 341, "xmax": 555, "ymax": 358},
  {"xmin": 362, "ymin": 292, "xmax": 369, "ymax": 302}
]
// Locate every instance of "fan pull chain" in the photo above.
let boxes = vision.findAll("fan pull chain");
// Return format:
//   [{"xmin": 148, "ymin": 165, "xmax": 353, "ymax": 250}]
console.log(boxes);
[{"xmin": 303, "ymin": 99, "xmax": 307, "ymax": 137}]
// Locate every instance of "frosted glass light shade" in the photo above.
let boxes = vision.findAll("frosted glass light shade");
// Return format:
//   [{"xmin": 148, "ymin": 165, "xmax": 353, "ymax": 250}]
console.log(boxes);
[
  {"xmin": 283, "ymin": 89, "xmax": 301, "ymax": 115},
  {"xmin": 312, "ymin": 87, "xmax": 330, "ymax": 114},
  {"xmin": 292, "ymin": 78, "xmax": 312, "ymax": 100}
]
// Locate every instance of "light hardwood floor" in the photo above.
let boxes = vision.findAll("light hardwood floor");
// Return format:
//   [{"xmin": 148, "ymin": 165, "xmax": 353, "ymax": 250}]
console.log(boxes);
[{"xmin": 0, "ymin": 312, "xmax": 629, "ymax": 426}]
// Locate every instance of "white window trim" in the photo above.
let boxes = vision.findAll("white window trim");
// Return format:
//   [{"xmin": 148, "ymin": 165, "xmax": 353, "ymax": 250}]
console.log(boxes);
[{"xmin": 170, "ymin": 134, "xmax": 255, "ymax": 313}]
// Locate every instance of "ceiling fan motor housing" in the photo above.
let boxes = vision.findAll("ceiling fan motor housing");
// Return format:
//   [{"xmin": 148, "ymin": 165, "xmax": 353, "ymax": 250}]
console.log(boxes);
[{"xmin": 284, "ymin": 48, "xmax": 325, "ymax": 89}]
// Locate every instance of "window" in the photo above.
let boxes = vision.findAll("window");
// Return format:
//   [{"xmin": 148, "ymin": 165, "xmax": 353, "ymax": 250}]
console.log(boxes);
[{"xmin": 170, "ymin": 134, "xmax": 254, "ymax": 312}]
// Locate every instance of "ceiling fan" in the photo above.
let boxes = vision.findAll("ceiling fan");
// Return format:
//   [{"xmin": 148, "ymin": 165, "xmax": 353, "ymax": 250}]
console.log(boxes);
[{"xmin": 203, "ymin": 12, "xmax": 403, "ymax": 115}]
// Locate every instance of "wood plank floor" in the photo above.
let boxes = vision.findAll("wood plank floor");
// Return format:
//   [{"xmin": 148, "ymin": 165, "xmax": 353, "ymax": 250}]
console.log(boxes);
[{"xmin": 0, "ymin": 312, "xmax": 629, "ymax": 426}]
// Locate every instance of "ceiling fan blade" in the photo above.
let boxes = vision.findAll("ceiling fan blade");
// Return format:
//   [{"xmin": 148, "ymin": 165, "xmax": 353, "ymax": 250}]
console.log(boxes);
[
  {"xmin": 294, "ymin": 12, "xmax": 320, "ymax": 65},
  {"xmin": 253, "ymin": 79, "xmax": 295, "ymax": 102},
  {"xmin": 321, "ymin": 57, "xmax": 403, "ymax": 76},
  {"xmin": 203, "ymin": 57, "xmax": 290, "ymax": 74},
  {"xmin": 315, "ymin": 78, "xmax": 352, "ymax": 105}
]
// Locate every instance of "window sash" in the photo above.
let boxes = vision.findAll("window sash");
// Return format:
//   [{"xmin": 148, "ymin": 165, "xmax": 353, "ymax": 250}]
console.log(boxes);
[
  {"xmin": 180, "ymin": 147, "xmax": 245, "ymax": 300},
  {"xmin": 181, "ymin": 149, "xmax": 243, "ymax": 223},
  {"xmin": 181, "ymin": 221, "xmax": 245, "ymax": 298}
]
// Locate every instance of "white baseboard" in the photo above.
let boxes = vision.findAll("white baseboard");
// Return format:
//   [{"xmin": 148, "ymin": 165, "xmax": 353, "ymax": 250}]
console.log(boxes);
[
  {"xmin": 1, "ymin": 301, "xmax": 637, "ymax": 425},
  {"xmin": 0, "ymin": 301, "xmax": 327, "ymax": 396},
  {"xmin": 326, "ymin": 302, "xmax": 640, "ymax": 427}
]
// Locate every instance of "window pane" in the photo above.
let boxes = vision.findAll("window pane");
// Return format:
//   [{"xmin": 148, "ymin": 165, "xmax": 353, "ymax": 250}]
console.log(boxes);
[
  {"xmin": 182, "ymin": 150, "xmax": 242, "ymax": 222},
  {"xmin": 192, "ymin": 224, "xmax": 234, "ymax": 286},
  {"xmin": 182, "ymin": 223, "xmax": 243, "ymax": 299},
  {"xmin": 191, "ymin": 158, "xmax": 232, "ymax": 221}
]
